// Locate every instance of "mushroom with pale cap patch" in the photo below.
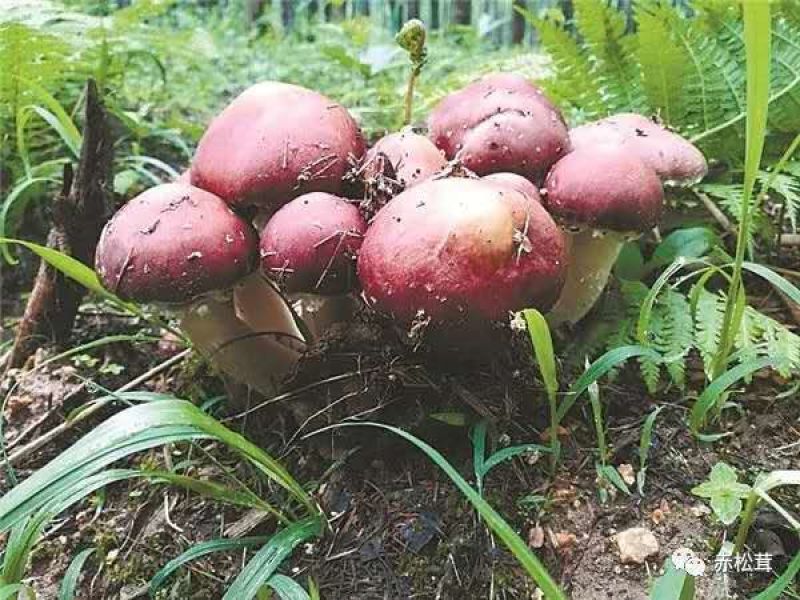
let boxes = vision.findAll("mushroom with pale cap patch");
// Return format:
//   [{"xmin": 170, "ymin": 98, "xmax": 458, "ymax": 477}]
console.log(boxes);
[
  {"xmin": 428, "ymin": 73, "xmax": 570, "ymax": 183},
  {"xmin": 482, "ymin": 172, "xmax": 542, "ymax": 203},
  {"xmin": 95, "ymin": 183, "xmax": 306, "ymax": 395},
  {"xmin": 542, "ymin": 146, "xmax": 665, "ymax": 325},
  {"xmin": 357, "ymin": 177, "xmax": 567, "ymax": 337},
  {"xmin": 260, "ymin": 192, "xmax": 367, "ymax": 339}
]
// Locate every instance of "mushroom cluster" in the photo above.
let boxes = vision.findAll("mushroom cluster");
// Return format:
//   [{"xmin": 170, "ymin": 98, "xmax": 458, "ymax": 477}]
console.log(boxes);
[{"xmin": 95, "ymin": 74, "xmax": 707, "ymax": 393}]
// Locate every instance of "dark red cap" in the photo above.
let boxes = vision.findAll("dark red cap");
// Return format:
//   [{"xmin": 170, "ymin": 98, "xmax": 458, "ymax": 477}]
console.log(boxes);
[{"xmin": 96, "ymin": 183, "xmax": 258, "ymax": 303}]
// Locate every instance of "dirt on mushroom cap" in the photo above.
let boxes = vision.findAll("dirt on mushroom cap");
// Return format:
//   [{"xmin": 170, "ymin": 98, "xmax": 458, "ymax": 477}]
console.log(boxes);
[
  {"xmin": 357, "ymin": 177, "xmax": 567, "ymax": 324},
  {"xmin": 191, "ymin": 81, "xmax": 365, "ymax": 210},
  {"xmin": 95, "ymin": 183, "xmax": 258, "ymax": 303},
  {"xmin": 361, "ymin": 129, "xmax": 447, "ymax": 190},
  {"xmin": 428, "ymin": 73, "xmax": 570, "ymax": 183},
  {"xmin": 544, "ymin": 145, "xmax": 665, "ymax": 232},
  {"xmin": 260, "ymin": 192, "xmax": 366, "ymax": 295},
  {"xmin": 569, "ymin": 113, "xmax": 708, "ymax": 186}
]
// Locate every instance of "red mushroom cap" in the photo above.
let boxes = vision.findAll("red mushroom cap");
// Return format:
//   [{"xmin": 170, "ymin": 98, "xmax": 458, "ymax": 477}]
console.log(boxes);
[
  {"xmin": 260, "ymin": 192, "xmax": 366, "ymax": 294},
  {"xmin": 362, "ymin": 130, "xmax": 447, "ymax": 189},
  {"xmin": 191, "ymin": 82, "xmax": 365, "ymax": 210},
  {"xmin": 570, "ymin": 113, "xmax": 708, "ymax": 185},
  {"xmin": 95, "ymin": 183, "xmax": 258, "ymax": 303},
  {"xmin": 357, "ymin": 178, "xmax": 567, "ymax": 323},
  {"xmin": 543, "ymin": 146, "xmax": 665, "ymax": 232},
  {"xmin": 428, "ymin": 73, "xmax": 570, "ymax": 183},
  {"xmin": 482, "ymin": 172, "xmax": 542, "ymax": 203}
]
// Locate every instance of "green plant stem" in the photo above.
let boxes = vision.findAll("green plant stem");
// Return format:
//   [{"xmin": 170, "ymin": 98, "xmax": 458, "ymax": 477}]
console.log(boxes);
[
  {"xmin": 733, "ymin": 492, "xmax": 760, "ymax": 554},
  {"xmin": 403, "ymin": 66, "xmax": 420, "ymax": 126},
  {"xmin": 711, "ymin": 0, "xmax": 771, "ymax": 380}
]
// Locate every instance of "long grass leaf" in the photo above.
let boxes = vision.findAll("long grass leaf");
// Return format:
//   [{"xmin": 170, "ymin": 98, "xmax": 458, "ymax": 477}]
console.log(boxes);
[
  {"xmin": 222, "ymin": 517, "xmax": 322, "ymax": 600},
  {"xmin": 149, "ymin": 536, "xmax": 270, "ymax": 595},
  {"xmin": 690, "ymin": 356, "xmax": 773, "ymax": 434},
  {"xmin": 0, "ymin": 238, "xmax": 139, "ymax": 314},
  {"xmin": 713, "ymin": 0, "xmax": 772, "ymax": 378},
  {"xmin": 265, "ymin": 574, "xmax": 311, "ymax": 600},
  {"xmin": 558, "ymin": 346, "xmax": 661, "ymax": 421},
  {"xmin": 312, "ymin": 423, "xmax": 567, "ymax": 600},
  {"xmin": 58, "ymin": 548, "xmax": 95, "ymax": 600},
  {"xmin": 751, "ymin": 549, "xmax": 800, "ymax": 600},
  {"xmin": 0, "ymin": 401, "xmax": 315, "ymax": 532},
  {"xmin": 741, "ymin": 262, "xmax": 800, "ymax": 306}
]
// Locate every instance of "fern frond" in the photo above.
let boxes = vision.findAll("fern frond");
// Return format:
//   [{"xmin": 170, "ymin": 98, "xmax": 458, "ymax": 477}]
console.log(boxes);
[
  {"xmin": 634, "ymin": 3, "xmax": 689, "ymax": 127},
  {"xmin": 761, "ymin": 170, "xmax": 800, "ymax": 232},
  {"xmin": 573, "ymin": 0, "xmax": 643, "ymax": 114},
  {"xmin": 521, "ymin": 9, "xmax": 606, "ymax": 118},
  {"xmin": 693, "ymin": 288, "xmax": 726, "ymax": 377}
]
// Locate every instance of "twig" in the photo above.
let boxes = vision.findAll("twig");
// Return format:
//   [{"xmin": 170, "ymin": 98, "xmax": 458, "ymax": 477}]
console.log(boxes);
[
  {"xmin": 5, "ymin": 348, "xmax": 191, "ymax": 466},
  {"xmin": 696, "ymin": 190, "xmax": 735, "ymax": 234},
  {"xmin": 780, "ymin": 233, "xmax": 800, "ymax": 246}
]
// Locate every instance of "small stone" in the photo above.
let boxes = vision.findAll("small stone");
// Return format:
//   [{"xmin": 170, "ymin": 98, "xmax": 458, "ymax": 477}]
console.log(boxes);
[
  {"xmin": 553, "ymin": 531, "xmax": 577, "ymax": 550},
  {"xmin": 616, "ymin": 527, "xmax": 660, "ymax": 564},
  {"xmin": 528, "ymin": 524, "xmax": 545, "ymax": 548},
  {"xmin": 690, "ymin": 503, "xmax": 712, "ymax": 517},
  {"xmin": 617, "ymin": 464, "xmax": 636, "ymax": 486},
  {"xmin": 651, "ymin": 508, "xmax": 665, "ymax": 525}
]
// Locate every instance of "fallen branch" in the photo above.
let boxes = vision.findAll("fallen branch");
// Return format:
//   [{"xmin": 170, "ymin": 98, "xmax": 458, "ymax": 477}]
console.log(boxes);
[{"xmin": 6, "ymin": 79, "xmax": 113, "ymax": 371}]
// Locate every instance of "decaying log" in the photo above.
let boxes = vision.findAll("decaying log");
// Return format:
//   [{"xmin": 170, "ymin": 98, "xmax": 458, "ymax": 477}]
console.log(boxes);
[{"xmin": 6, "ymin": 79, "xmax": 113, "ymax": 370}]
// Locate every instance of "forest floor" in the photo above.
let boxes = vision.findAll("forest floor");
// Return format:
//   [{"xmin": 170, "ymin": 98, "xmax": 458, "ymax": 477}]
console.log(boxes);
[{"xmin": 1, "ymin": 285, "xmax": 799, "ymax": 600}]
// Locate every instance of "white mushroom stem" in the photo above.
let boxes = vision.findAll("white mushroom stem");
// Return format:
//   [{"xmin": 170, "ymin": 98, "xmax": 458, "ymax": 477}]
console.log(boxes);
[
  {"xmin": 546, "ymin": 229, "xmax": 627, "ymax": 326},
  {"xmin": 289, "ymin": 293, "xmax": 357, "ymax": 341},
  {"xmin": 180, "ymin": 273, "xmax": 306, "ymax": 396}
]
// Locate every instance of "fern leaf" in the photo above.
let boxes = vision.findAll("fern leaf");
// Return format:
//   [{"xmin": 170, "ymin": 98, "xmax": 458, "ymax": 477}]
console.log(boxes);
[
  {"xmin": 572, "ymin": 0, "xmax": 643, "ymax": 114},
  {"xmin": 634, "ymin": 3, "xmax": 689, "ymax": 126},
  {"xmin": 694, "ymin": 288, "xmax": 726, "ymax": 377},
  {"xmin": 520, "ymin": 9, "xmax": 606, "ymax": 118}
]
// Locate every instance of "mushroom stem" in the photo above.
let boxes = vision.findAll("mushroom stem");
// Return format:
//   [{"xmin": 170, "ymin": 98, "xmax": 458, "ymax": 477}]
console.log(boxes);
[
  {"xmin": 546, "ymin": 230, "xmax": 627, "ymax": 326},
  {"xmin": 181, "ymin": 275, "xmax": 306, "ymax": 396},
  {"xmin": 290, "ymin": 293, "xmax": 357, "ymax": 340}
]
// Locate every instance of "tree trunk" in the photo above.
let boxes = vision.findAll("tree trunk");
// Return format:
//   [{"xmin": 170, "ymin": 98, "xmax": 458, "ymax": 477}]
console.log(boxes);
[{"xmin": 6, "ymin": 79, "xmax": 113, "ymax": 370}]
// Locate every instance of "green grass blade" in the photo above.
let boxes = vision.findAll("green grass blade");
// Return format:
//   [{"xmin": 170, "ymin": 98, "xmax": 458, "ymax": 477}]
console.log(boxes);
[
  {"xmin": 149, "ymin": 536, "xmax": 270, "ymax": 595},
  {"xmin": 481, "ymin": 443, "xmax": 552, "ymax": 477},
  {"xmin": 471, "ymin": 421, "xmax": 487, "ymax": 494},
  {"xmin": 313, "ymin": 423, "xmax": 567, "ymax": 600},
  {"xmin": 523, "ymin": 309, "xmax": 558, "ymax": 400},
  {"xmin": 637, "ymin": 257, "xmax": 689, "ymax": 345},
  {"xmin": 308, "ymin": 576, "xmax": 320, "ymax": 600},
  {"xmin": 587, "ymin": 377, "xmax": 608, "ymax": 465},
  {"xmin": 0, "ymin": 238, "xmax": 139, "ymax": 314},
  {"xmin": 58, "ymin": 547, "xmax": 95, "ymax": 600},
  {"xmin": 713, "ymin": 0, "xmax": 772, "ymax": 378},
  {"xmin": 0, "ymin": 400, "xmax": 315, "ymax": 532},
  {"xmin": 222, "ymin": 517, "xmax": 323, "ymax": 600},
  {"xmin": 266, "ymin": 574, "xmax": 311, "ymax": 600},
  {"xmin": 28, "ymin": 105, "xmax": 81, "ymax": 157},
  {"xmin": 741, "ymin": 262, "xmax": 800, "ymax": 305},
  {"xmin": 638, "ymin": 406, "xmax": 664, "ymax": 495},
  {"xmin": 690, "ymin": 356, "xmax": 773, "ymax": 435},
  {"xmin": 0, "ymin": 584, "xmax": 30, "ymax": 600},
  {"xmin": 751, "ymin": 548, "xmax": 800, "ymax": 600},
  {"xmin": 649, "ymin": 558, "xmax": 695, "ymax": 599},
  {"xmin": 523, "ymin": 308, "xmax": 560, "ymax": 468},
  {"xmin": 557, "ymin": 346, "xmax": 661, "ymax": 422},
  {"xmin": 0, "ymin": 177, "xmax": 58, "ymax": 264},
  {"xmin": 18, "ymin": 78, "xmax": 82, "ymax": 155}
]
